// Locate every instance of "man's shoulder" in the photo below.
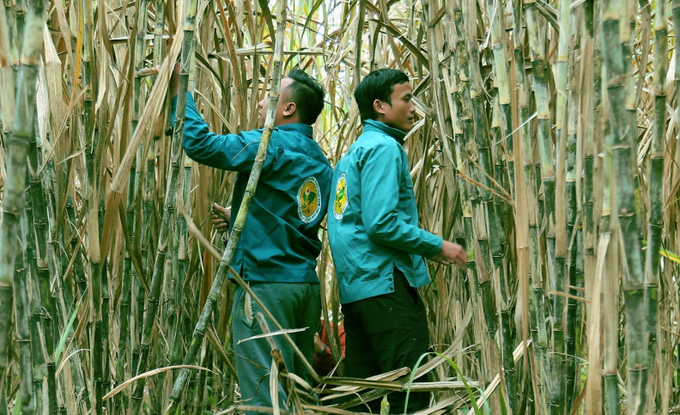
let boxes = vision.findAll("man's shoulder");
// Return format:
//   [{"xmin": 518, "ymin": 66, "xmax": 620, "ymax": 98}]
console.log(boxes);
[
  {"xmin": 351, "ymin": 131, "xmax": 402, "ymax": 161},
  {"xmin": 269, "ymin": 127, "xmax": 332, "ymax": 169},
  {"xmin": 357, "ymin": 129, "xmax": 401, "ymax": 149}
]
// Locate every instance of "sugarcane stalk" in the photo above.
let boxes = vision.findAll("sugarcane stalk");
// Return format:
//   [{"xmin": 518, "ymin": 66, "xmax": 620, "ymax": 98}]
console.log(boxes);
[
  {"xmin": 115, "ymin": 171, "xmax": 136, "ymax": 412},
  {"xmin": 27, "ymin": 100, "xmax": 60, "ymax": 415},
  {"xmin": 13, "ymin": 0, "xmax": 26, "ymax": 54},
  {"xmin": 602, "ymin": 189, "xmax": 620, "ymax": 415},
  {"xmin": 424, "ymin": 0, "xmax": 470, "ymax": 358},
  {"xmin": 488, "ymin": 96, "xmax": 517, "ymax": 412},
  {"xmin": 600, "ymin": 43, "xmax": 620, "ymax": 415},
  {"xmin": 422, "ymin": 0, "xmax": 456, "ymax": 203},
  {"xmin": 27, "ymin": 230, "xmax": 46, "ymax": 415},
  {"xmin": 126, "ymin": 0, "xmax": 151, "ymax": 392},
  {"xmin": 62, "ymin": 197, "xmax": 92, "ymax": 414},
  {"xmin": 192, "ymin": 349, "xmax": 212, "ymax": 414},
  {"xmin": 581, "ymin": 1, "xmax": 605, "ymax": 411},
  {"xmin": 445, "ymin": 0, "xmax": 486, "ymax": 387},
  {"xmin": 463, "ymin": 0, "xmax": 497, "ymax": 348},
  {"xmin": 488, "ymin": 0, "xmax": 514, "ymax": 193},
  {"xmin": 132, "ymin": 0, "xmax": 149, "ymax": 140},
  {"xmin": 24, "ymin": 191, "xmax": 47, "ymax": 415},
  {"xmin": 644, "ymin": 0, "xmax": 667, "ymax": 388},
  {"xmin": 564, "ymin": 62, "xmax": 580, "ymax": 410},
  {"xmin": 525, "ymin": 0, "xmax": 556, "ymax": 266},
  {"xmin": 515, "ymin": 1, "xmax": 555, "ymax": 407},
  {"xmin": 79, "ymin": 0, "xmax": 105, "ymax": 411},
  {"xmin": 131, "ymin": 230, "xmax": 145, "ymax": 386},
  {"xmin": 0, "ymin": 0, "xmax": 46, "ymax": 401},
  {"xmin": 129, "ymin": 0, "xmax": 200, "ymax": 411},
  {"xmin": 129, "ymin": 19, "xmax": 188, "ymax": 415},
  {"xmin": 509, "ymin": 2, "xmax": 545, "ymax": 410},
  {"xmin": 553, "ymin": 0, "xmax": 575, "ymax": 410},
  {"xmin": 485, "ymin": 0, "xmax": 517, "ymax": 406},
  {"xmin": 601, "ymin": 0, "xmax": 647, "ymax": 411},
  {"xmin": 153, "ymin": 0, "xmax": 165, "ymax": 67},
  {"xmin": 13, "ymin": 240, "xmax": 34, "ymax": 415},
  {"xmin": 166, "ymin": 0, "xmax": 293, "ymax": 410},
  {"xmin": 168, "ymin": 154, "xmax": 191, "ymax": 371}
]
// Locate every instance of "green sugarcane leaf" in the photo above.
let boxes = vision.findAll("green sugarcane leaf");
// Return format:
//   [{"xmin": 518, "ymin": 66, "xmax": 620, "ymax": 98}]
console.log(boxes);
[
  {"xmin": 660, "ymin": 248, "xmax": 680, "ymax": 264},
  {"xmin": 55, "ymin": 293, "xmax": 84, "ymax": 363}
]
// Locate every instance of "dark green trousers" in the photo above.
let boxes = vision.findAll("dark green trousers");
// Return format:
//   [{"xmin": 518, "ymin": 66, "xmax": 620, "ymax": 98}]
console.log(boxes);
[
  {"xmin": 231, "ymin": 282, "xmax": 320, "ymax": 414},
  {"xmin": 342, "ymin": 268, "xmax": 431, "ymax": 413}
]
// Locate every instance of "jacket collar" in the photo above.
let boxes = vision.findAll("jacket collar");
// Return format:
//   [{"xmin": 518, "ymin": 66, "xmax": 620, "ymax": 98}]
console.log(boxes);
[
  {"xmin": 362, "ymin": 119, "xmax": 407, "ymax": 145},
  {"xmin": 273, "ymin": 123, "xmax": 314, "ymax": 138}
]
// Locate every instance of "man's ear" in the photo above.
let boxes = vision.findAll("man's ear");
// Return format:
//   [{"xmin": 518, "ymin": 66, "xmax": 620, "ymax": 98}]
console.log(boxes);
[
  {"xmin": 282, "ymin": 102, "xmax": 296, "ymax": 117},
  {"xmin": 373, "ymin": 99, "xmax": 385, "ymax": 115}
]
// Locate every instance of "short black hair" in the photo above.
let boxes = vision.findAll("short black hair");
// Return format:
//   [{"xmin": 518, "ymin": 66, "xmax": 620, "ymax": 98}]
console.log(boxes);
[
  {"xmin": 354, "ymin": 69, "xmax": 410, "ymax": 122},
  {"xmin": 285, "ymin": 69, "xmax": 325, "ymax": 125}
]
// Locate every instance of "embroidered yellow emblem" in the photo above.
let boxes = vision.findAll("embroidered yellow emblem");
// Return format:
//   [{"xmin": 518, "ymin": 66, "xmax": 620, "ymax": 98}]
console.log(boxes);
[
  {"xmin": 333, "ymin": 173, "xmax": 348, "ymax": 220},
  {"xmin": 297, "ymin": 177, "xmax": 321, "ymax": 223}
]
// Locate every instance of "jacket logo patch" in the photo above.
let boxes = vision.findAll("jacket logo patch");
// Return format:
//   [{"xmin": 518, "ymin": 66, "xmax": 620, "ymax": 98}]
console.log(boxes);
[
  {"xmin": 333, "ymin": 173, "xmax": 348, "ymax": 220},
  {"xmin": 298, "ymin": 177, "xmax": 321, "ymax": 223}
]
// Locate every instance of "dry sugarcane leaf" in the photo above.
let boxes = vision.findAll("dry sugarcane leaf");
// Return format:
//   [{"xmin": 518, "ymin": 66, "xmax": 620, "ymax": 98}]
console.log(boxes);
[
  {"xmin": 103, "ymin": 365, "xmax": 211, "ymax": 401},
  {"xmin": 43, "ymin": 25, "xmax": 67, "ymax": 138},
  {"xmin": 237, "ymin": 327, "xmax": 309, "ymax": 345}
]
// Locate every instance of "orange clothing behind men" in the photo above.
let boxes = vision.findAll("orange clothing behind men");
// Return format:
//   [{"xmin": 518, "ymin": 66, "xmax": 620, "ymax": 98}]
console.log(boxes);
[{"xmin": 313, "ymin": 321, "xmax": 346, "ymax": 377}]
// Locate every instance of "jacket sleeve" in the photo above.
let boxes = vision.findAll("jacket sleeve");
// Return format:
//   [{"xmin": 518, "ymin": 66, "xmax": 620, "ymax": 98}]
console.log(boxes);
[
  {"xmin": 359, "ymin": 140, "xmax": 442, "ymax": 258},
  {"xmin": 171, "ymin": 93, "xmax": 269, "ymax": 172}
]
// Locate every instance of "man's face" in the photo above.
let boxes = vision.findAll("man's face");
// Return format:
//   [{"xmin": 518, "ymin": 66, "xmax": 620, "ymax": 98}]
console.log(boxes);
[
  {"xmin": 257, "ymin": 77, "xmax": 294, "ymax": 128},
  {"xmin": 378, "ymin": 82, "xmax": 416, "ymax": 132}
]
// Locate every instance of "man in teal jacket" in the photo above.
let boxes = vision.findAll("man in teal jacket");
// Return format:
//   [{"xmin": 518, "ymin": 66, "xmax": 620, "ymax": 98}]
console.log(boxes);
[
  {"xmin": 172, "ymin": 69, "xmax": 332, "ymax": 413},
  {"xmin": 328, "ymin": 69, "xmax": 466, "ymax": 413}
]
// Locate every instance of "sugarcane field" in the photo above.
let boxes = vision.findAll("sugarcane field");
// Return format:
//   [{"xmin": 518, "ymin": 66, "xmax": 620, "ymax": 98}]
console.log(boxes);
[{"xmin": 2, "ymin": 0, "xmax": 680, "ymax": 413}]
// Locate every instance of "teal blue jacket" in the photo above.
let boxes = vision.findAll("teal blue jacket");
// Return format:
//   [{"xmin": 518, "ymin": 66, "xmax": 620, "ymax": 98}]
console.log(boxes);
[
  {"xmin": 173, "ymin": 93, "xmax": 332, "ymax": 283},
  {"xmin": 327, "ymin": 119, "xmax": 443, "ymax": 304}
]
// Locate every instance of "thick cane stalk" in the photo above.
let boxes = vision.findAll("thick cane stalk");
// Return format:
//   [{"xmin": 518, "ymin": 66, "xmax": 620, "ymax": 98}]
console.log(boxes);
[
  {"xmin": 601, "ymin": 0, "xmax": 647, "ymax": 411},
  {"xmin": 13, "ymin": 241, "xmax": 33, "ymax": 415},
  {"xmin": 127, "ymin": 0, "xmax": 150, "ymax": 392},
  {"xmin": 523, "ymin": 0, "xmax": 553, "ymax": 407},
  {"xmin": 114, "ymin": 174, "xmax": 135, "ymax": 412},
  {"xmin": 581, "ymin": 1, "xmax": 605, "ymax": 412},
  {"xmin": 25, "ymin": 189, "xmax": 46, "ymax": 415},
  {"xmin": 166, "ymin": 0, "xmax": 290, "ymax": 410},
  {"xmin": 27, "ymin": 97, "xmax": 59, "ymax": 415},
  {"xmin": 552, "ymin": 0, "xmax": 574, "ymax": 410},
  {"xmin": 168, "ymin": 155, "xmax": 192, "ymax": 370},
  {"xmin": 564, "ymin": 57, "xmax": 581, "ymax": 411},
  {"xmin": 485, "ymin": 0, "xmax": 517, "ymax": 408},
  {"xmin": 0, "ymin": 0, "xmax": 46, "ymax": 401},
  {"xmin": 509, "ymin": 1, "xmax": 545, "ymax": 410},
  {"xmin": 464, "ymin": 0, "xmax": 497, "ymax": 356},
  {"xmin": 644, "ymin": 0, "xmax": 666, "ymax": 387},
  {"xmin": 525, "ymin": 0, "xmax": 557, "ymax": 322},
  {"xmin": 79, "ymin": 0, "xmax": 106, "ymax": 411}
]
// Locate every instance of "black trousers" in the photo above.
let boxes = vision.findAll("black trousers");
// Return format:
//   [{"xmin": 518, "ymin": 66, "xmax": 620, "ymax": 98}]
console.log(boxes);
[{"xmin": 342, "ymin": 268, "xmax": 430, "ymax": 413}]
